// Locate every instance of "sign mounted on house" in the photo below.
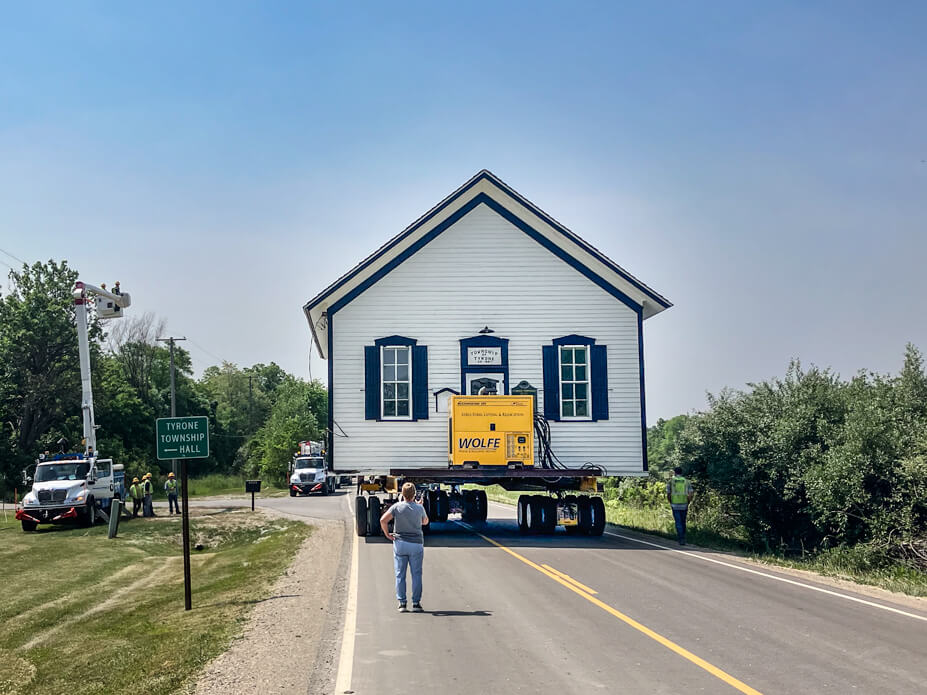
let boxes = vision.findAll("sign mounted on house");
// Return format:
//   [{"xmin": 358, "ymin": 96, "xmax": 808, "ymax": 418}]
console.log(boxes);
[{"xmin": 467, "ymin": 347, "xmax": 502, "ymax": 365}]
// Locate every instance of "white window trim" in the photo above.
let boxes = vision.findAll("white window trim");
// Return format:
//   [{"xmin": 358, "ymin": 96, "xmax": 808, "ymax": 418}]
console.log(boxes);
[
  {"xmin": 558, "ymin": 344, "xmax": 592, "ymax": 421},
  {"xmin": 380, "ymin": 345, "xmax": 413, "ymax": 421}
]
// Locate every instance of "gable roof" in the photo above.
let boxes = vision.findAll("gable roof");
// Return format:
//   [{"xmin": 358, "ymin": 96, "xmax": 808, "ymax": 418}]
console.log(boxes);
[{"xmin": 304, "ymin": 170, "xmax": 672, "ymax": 357}]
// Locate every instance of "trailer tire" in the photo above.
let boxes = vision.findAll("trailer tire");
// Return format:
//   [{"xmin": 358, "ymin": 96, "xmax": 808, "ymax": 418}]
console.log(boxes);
[
  {"xmin": 517, "ymin": 495, "xmax": 529, "ymax": 533},
  {"xmin": 576, "ymin": 496, "xmax": 593, "ymax": 534},
  {"xmin": 21, "ymin": 519, "xmax": 37, "ymax": 532},
  {"xmin": 475, "ymin": 490, "xmax": 488, "ymax": 522},
  {"xmin": 541, "ymin": 497, "xmax": 557, "ymax": 533},
  {"xmin": 527, "ymin": 496, "xmax": 545, "ymax": 534},
  {"xmin": 367, "ymin": 497, "xmax": 381, "ymax": 536},
  {"xmin": 589, "ymin": 496, "xmax": 606, "ymax": 536},
  {"xmin": 437, "ymin": 490, "xmax": 449, "ymax": 522},
  {"xmin": 355, "ymin": 496, "xmax": 368, "ymax": 536}
]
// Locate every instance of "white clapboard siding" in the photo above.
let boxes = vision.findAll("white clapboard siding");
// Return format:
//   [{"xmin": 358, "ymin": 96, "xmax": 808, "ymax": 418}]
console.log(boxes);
[{"xmin": 331, "ymin": 202, "xmax": 643, "ymax": 474}]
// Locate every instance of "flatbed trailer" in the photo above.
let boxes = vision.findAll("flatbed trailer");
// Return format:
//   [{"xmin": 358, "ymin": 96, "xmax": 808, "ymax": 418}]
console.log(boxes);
[{"xmin": 352, "ymin": 465, "xmax": 607, "ymax": 538}]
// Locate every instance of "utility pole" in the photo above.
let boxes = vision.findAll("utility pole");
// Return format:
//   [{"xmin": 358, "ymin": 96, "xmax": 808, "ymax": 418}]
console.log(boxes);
[
  {"xmin": 157, "ymin": 335, "xmax": 191, "ymax": 610},
  {"xmin": 248, "ymin": 375, "xmax": 254, "ymax": 433}
]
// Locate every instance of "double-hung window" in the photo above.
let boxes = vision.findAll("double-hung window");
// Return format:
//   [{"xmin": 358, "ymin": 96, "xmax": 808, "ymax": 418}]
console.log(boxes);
[
  {"xmin": 559, "ymin": 345, "xmax": 590, "ymax": 419},
  {"xmin": 542, "ymin": 335, "xmax": 608, "ymax": 422},
  {"xmin": 364, "ymin": 336, "xmax": 428, "ymax": 421},
  {"xmin": 381, "ymin": 345, "xmax": 411, "ymax": 419}
]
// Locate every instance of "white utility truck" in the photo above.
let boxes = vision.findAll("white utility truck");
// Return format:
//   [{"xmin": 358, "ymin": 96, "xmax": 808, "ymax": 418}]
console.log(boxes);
[
  {"xmin": 288, "ymin": 440, "xmax": 337, "ymax": 496},
  {"xmin": 17, "ymin": 281, "xmax": 131, "ymax": 532}
]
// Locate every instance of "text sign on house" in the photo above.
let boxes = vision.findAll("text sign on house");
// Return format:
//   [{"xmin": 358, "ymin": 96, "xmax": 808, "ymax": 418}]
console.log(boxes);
[
  {"xmin": 467, "ymin": 347, "xmax": 502, "ymax": 365},
  {"xmin": 156, "ymin": 416, "xmax": 210, "ymax": 460}
]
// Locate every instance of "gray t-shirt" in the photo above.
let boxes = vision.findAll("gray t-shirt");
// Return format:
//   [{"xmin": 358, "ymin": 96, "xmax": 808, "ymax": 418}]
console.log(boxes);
[{"xmin": 389, "ymin": 500, "xmax": 427, "ymax": 544}]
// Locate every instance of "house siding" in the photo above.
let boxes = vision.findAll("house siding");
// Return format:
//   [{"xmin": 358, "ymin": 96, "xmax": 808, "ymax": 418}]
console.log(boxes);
[{"xmin": 331, "ymin": 202, "xmax": 643, "ymax": 474}]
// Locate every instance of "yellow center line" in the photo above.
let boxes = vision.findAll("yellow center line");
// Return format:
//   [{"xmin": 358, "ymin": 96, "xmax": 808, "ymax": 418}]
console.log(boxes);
[
  {"xmin": 468, "ymin": 526, "xmax": 764, "ymax": 695},
  {"xmin": 540, "ymin": 564, "xmax": 598, "ymax": 594}
]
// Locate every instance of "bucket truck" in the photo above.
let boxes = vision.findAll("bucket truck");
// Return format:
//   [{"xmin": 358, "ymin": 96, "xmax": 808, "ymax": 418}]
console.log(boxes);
[{"xmin": 17, "ymin": 281, "xmax": 131, "ymax": 531}]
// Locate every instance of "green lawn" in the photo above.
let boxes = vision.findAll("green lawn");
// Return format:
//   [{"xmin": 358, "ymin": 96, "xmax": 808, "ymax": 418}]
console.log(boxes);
[{"xmin": 0, "ymin": 509, "xmax": 309, "ymax": 695}]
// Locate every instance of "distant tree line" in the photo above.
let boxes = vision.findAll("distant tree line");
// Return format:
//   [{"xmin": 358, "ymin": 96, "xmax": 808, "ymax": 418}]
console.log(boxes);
[
  {"xmin": 0, "ymin": 260, "xmax": 326, "ymax": 496},
  {"xmin": 644, "ymin": 351, "xmax": 927, "ymax": 569}
]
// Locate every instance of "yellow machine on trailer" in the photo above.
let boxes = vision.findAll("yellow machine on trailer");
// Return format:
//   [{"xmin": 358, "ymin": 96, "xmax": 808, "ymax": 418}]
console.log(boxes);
[{"xmin": 353, "ymin": 395, "xmax": 606, "ymax": 537}]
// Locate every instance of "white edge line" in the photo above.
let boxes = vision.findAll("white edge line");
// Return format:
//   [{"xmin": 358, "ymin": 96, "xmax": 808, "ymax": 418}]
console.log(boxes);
[
  {"xmin": 604, "ymin": 530, "xmax": 927, "ymax": 623},
  {"xmin": 488, "ymin": 499, "xmax": 927, "ymax": 623},
  {"xmin": 334, "ymin": 497, "xmax": 359, "ymax": 694}
]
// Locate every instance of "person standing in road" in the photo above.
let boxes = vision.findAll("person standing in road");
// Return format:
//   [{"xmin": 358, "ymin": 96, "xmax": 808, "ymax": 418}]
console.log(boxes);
[
  {"xmin": 128, "ymin": 477, "xmax": 143, "ymax": 518},
  {"xmin": 666, "ymin": 467, "xmax": 694, "ymax": 545},
  {"xmin": 142, "ymin": 473, "xmax": 155, "ymax": 517},
  {"xmin": 164, "ymin": 472, "xmax": 180, "ymax": 515},
  {"xmin": 380, "ymin": 482, "xmax": 429, "ymax": 613}
]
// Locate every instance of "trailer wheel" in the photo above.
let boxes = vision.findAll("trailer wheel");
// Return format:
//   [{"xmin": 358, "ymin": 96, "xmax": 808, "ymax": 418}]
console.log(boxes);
[
  {"xmin": 461, "ymin": 490, "xmax": 475, "ymax": 522},
  {"xmin": 517, "ymin": 496, "xmax": 529, "ymax": 533},
  {"xmin": 576, "ymin": 496, "xmax": 593, "ymax": 534},
  {"xmin": 367, "ymin": 496, "xmax": 382, "ymax": 536},
  {"xmin": 475, "ymin": 490, "xmax": 488, "ymax": 522},
  {"xmin": 527, "ymin": 496, "xmax": 545, "ymax": 533},
  {"xmin": 21, "ymin": 519, "xmax": 37, "ymax": 532},
  {"xmin": 355, "ymin": 496, "xmax": 368, "ymax": 536},
  {"xmin": 437, "ymin": 490, "xmax": 449, "ymax": 522},
  {"xmin": 589, "ymin": 496, "xmax": 606, "ymax": 536},
  {"xmin": 541, "ymin": 497, "xmax": 557, "ymax": 534}
]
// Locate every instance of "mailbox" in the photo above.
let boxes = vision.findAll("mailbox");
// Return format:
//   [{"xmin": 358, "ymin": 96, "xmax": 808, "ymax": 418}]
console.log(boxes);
[{"xmin": 245, "ymin": 480, "xmax": 262, "ymax": 493}]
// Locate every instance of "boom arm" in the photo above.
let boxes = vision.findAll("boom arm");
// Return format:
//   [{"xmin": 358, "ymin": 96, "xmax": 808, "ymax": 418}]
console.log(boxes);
[{"xmin": 73, "ymin": 281, "xmax": 131, "ymax": 455}]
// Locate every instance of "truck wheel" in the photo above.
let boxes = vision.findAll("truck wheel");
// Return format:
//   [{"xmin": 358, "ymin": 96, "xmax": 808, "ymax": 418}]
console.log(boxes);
[
  {"xmin": 541, "ymin": 497, "xmax": 557, "ymax": 534},
  {"xmin": 437, "ymin": 490, "xmax": 449, "ymax": 522},
  {"xmin": 355, "ymin": 496, "xmax": 368, "ymax": 536},
  {"xmin": 461, "ymin": 490, "xmax": 474, "ymax": 522},
  {"xmin": 576, "ymin": 496, "xmax": 593, "ymax": 534},
  {"xmin": 527, "ymin": 496, "xmax": 545, "ymax": 533},
  {"xmin": 517, "ymin": 496, "xmax": 529, "ymax": 533},
  {"xmin": 289, "ymin": 487, "xmax": 296, "ymax": 497},
  {"xmin": 321, "ymin": 480, "xmax": 329, "ymax": 496},
  {"xmin": 589, "ymin": 496, "xmax": 606, "ymax": 536},
  {"xmin": 21, "ymin": 519, "xmax": 37, "ymax": 532},
  {"xmin": 366, "ymin": 497, "xmax": 382, "ymax": 536},
  {"xmin": 475, "ymin": 490, "xmax": 488, "ymax": 522},
  {"xmin": 83, "ymin": 497, "xmax": 96, "ymax": 527}
]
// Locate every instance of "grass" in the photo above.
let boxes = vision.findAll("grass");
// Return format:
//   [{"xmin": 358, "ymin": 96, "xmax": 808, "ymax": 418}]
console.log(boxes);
[
  {"xmin": 183, "ymin": 473, "xmax": 286, "ymax": 498},
  {"xmin": 0, "ymin": 508, "xmax": 310, "ymax": 695},
  {"xmin": 481, "ymin": 485, "xmax": 927, "ymax": 597}
]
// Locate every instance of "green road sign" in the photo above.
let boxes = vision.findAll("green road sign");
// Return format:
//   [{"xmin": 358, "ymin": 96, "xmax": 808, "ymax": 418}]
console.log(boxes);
[{"xmin": 156, "ymin": 416, "xmax": 210, "ymax": 460}]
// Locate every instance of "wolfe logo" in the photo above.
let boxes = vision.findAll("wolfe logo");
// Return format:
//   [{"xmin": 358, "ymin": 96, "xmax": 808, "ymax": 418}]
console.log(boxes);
[{"xmin": 458, "ymin": 437, "xmax": 501, "ymax": 450}]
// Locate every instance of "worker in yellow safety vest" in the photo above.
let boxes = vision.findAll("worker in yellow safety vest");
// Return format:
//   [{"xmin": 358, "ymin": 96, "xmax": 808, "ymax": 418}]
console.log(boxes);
[
  {"xmin": 142, "ymin": 473, "xmax": 154, "ymax": 517},
  {"xmin": 164, "ymin": 472, "xmax": 180, "ymax": 515},
  {"xmin": 128, "ymin": 478, "xmax": 143, "ymax": 518},
  {"xmin": 666, "ymin": 467, "xmax": 694, "ymax": 545}
]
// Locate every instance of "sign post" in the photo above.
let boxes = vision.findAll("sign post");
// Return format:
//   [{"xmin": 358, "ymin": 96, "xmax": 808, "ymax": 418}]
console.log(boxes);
[{"xmin": 157, "ymin": 416, "xmax": 209, "ymax": 611}]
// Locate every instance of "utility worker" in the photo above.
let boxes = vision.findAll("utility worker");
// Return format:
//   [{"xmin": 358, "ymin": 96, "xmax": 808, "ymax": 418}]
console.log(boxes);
[
  {"xmin": 142, "ymin": 473, "xmax": 155, "ymax": 517},
  {"xmin": 128, "ymin": 477, "xmax": 143, "ymax": 517},
  {"xmin": 666, "ymin": 466, "xmax": 694, "ymax": 545},
  {"xmin": 164, "ymin": 472, "xmax": 180, "ymax": 515}
]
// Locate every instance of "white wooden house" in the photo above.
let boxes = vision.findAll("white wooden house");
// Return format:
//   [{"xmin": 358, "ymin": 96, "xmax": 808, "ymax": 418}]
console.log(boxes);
[{"xmin": 303, "ymin": 170, "xmax": 671, "ymax": 475}]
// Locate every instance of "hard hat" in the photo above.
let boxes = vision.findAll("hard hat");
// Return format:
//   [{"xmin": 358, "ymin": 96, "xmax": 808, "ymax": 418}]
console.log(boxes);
[
  {"xmin": 143, "ymin": 473, "xmax": 151, "ymax": 479},
  {"xmin": 132, "ymin": 477, "xmax": 139, "ymax": 483},
  {"xmin": 168, "ymin": 472, "xmax": 175, "ymax": 478}
]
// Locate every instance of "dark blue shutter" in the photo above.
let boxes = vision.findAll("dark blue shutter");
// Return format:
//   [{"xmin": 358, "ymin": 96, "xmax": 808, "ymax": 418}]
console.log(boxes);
[
  {"xmin": 412, "ymin": 345, "xmax": 428, "ymax": 420},
  {"xmin": 542, "ymin": 345, "xmax": 559, "ymax": 420},
  {"xmin": 364, "ymin": 346, "xmax": 379, "ymax": 420},
  {"xmin": 591, "ymin": 344, "xmax": 608, "ymax": 421}
]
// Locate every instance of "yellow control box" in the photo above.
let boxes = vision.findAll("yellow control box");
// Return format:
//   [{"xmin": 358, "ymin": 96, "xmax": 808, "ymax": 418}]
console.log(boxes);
[{"xmin": 448, "ymin": 395, "xmax": 534, "ymax": 467}]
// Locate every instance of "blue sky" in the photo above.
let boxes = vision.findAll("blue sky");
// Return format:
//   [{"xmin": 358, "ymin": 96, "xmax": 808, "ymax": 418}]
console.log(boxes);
[{"xmin": 1, "ymin": 1, "xmax": 925, "ymax": 422}]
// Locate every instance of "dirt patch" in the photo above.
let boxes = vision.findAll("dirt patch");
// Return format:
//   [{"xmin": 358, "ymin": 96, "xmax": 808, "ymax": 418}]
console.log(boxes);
[{"xmin": 191, "ymin": 515, "xmax": 347, "ymax": 695}]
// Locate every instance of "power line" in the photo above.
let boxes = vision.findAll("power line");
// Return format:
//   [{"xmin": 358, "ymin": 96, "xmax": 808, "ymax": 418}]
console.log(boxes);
[{"xmin": 0, "ymin": 247, "xmax": 26, "ymax": 265}]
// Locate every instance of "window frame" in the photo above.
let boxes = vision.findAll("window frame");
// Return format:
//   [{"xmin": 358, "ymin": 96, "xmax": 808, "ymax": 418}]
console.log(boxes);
[
  {"xmin": 558, "ymin": 344, "xmax": 592, "ymax": 421},
  {"xmin": 380, "ymin": 344, "xmax": 413, "ymax": 421}
]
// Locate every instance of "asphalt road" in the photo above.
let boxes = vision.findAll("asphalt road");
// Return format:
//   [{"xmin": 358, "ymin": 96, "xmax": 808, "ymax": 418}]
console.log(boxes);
[{"xmin": 178, "ymin": 493, "xmax": 927, "ymax": 694}]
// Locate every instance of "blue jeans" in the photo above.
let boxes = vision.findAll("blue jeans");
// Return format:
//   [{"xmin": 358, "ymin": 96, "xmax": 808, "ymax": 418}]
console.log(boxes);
[
  {"xmin": 168, "ymin": 493, "xmax": 179, "ymax": 514},
  {"xmin": 393, "ymin": 539, "xmax": 424, "ymax": 604},
  {"xmin": 672, "ymin": 507, "xmax": 688, "ymax": 544}
]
